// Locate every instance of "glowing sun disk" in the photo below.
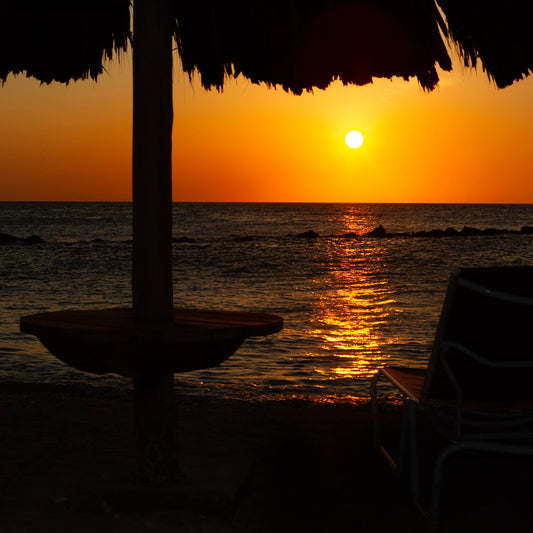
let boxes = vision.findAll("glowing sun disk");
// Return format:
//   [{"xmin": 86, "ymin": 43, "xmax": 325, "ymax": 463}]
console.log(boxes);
[{"xmin": 345, "ymin": 130, "xmax": 364, "ymax": 149}]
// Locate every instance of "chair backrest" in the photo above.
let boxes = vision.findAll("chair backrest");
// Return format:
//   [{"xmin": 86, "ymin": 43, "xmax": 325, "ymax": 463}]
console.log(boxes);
[{"xmin": 420, "ymin": 266, "xmax": 533, "ymax": 403}]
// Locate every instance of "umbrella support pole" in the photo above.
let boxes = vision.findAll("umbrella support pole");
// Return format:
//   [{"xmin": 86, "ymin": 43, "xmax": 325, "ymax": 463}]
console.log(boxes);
[
  {"xmin": 132, "ymin": 0, "xmax": 174, "ymax": 321},
  {"xmin": 134, "ymin": 373, "xmax": 180, "ymax": 483}
]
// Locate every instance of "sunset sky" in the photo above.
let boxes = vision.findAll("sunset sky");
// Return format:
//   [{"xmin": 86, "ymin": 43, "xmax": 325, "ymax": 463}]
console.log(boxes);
[{"xmin": 1, "ymin": 49, "xmax": 533, "ymax": 203}]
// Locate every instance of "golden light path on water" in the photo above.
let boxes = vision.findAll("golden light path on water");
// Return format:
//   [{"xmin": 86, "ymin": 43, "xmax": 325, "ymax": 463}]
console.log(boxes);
[{"xmin": 308, "ymin": 210, "xmax": 403, "ymax": 391}]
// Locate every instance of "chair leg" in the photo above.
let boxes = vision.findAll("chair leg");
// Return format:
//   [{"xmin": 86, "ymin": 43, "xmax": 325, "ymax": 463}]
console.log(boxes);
[
  {"xmin": 430, "ymin": 442, "xmax": 487, "ymax": 528},
  {"xmin": 404, "ymin": 400, "xmax": 439, "ymax": 529},
  {"xmin": 370, "ymin": 373, "xmax": 383, "ymax": 448},
  {"xmin": 397, "ymin": 400, "xmax": 411, "ymax": 476},
  {"xmin": 406, "ymin": 399, "xmax": 421, "ymax": 504},
  {"xmin": 430, "ymin": 445, "xmax": 453, "ymax": 530},
  {"xmin": 371, "ymin": 375, "xmax": 436, "ymax": 526},
  {"xmin": 371, "ymin": 372, "xmax": 400, "ymax": 470}
]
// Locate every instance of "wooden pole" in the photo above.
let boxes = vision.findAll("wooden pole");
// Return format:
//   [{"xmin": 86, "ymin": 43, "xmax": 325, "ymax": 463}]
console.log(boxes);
[
  {"xmin": 132, "ymin": 0, "xmax": 178, "ymax": 482},
  {"xmin": 132, "ymin": 0, "xmax": 173, "ymax": 322},
  {"xmin": 134, "ymin": 374, "xmax": 179, "ymax": 483}
]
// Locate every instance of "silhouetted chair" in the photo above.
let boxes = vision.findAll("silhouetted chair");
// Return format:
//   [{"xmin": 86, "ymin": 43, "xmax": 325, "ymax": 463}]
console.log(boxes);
[{"xmin": 370, "ymin": 266, "xmax": 533, "ymax": 529}]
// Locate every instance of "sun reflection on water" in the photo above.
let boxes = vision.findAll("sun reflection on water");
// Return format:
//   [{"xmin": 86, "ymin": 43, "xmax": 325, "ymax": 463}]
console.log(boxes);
[{"xmin": 309, "ymin": 215, "xmax": 402, "ymax": 382}]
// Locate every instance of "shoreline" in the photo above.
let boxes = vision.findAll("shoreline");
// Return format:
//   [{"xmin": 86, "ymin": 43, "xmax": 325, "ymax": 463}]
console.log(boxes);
[{"xmin": 0, "ymin": 378, "xmax": 376, "ymax": 405}]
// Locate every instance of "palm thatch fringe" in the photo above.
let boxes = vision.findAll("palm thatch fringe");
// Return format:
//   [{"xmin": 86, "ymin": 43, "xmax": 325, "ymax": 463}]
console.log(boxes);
[
  {"xmin": 436, "ymin": 0, "xmax": 533, "ymax": 88},
  {"xmin": 1, "ymin": 0, "xmax": 532, "ymax": 91},
  {"xmin": 0, "ymin": 0, "xmax": 131, "ymax": 84},
  {"xmin": 174, "ymin": 0, "xmax": 452, "ymax": 94}
]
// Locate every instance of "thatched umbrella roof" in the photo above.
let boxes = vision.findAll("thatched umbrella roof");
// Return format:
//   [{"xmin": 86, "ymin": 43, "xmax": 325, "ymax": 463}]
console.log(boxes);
[
  {"xmin": 2, "ymin": 1, "xmax": 533, "ymax": 92},
  {"xmin": 437, "ymin": 0, "xmax": 533, "ymax": 88},
  {"xmin": 174, "ymin": 0, "xmax": 452, "ymax": 93},
  {"xmin": 175, "ymin": 0, "xmax": 533, "ymax": 92},
  {"xmin": 2, "ymin": 0, "xmax": 530, "ymax": 92},
  {"xmin": 0, "ymin": 0, "xmax": 131, "ymax": 84}
]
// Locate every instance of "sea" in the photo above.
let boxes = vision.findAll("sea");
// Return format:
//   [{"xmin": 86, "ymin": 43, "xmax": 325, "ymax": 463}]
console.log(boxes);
[{"xmin": 1, "ymin": 202, "xmax": 532, "ymax": 403}]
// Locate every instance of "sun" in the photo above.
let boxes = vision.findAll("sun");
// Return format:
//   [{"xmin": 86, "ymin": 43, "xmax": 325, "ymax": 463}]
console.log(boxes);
[{"xmin": 345, "ymin": 130, "xmax": 364, "ymax": 149}]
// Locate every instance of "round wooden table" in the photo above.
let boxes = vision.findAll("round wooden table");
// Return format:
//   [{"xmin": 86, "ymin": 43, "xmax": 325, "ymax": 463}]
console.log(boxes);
[
  {"xmin": 20, "ymin": 307, "xmax": 283, "ymax": 378},
  {"xmin": 20, "ymin": 307, "xmax": 283, "ymax": 483}
]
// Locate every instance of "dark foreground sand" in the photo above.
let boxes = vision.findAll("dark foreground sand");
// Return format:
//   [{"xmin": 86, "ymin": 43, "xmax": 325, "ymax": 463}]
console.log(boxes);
[{"xmin": 1, "ymin": 381, "xmax": 532, "ymax": 532}]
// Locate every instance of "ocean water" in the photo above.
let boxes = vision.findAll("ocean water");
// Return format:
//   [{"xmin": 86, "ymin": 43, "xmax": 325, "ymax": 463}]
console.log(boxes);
[{"xmin": 1, "ymin": 202, "xmax": 532, "ymax": 402}]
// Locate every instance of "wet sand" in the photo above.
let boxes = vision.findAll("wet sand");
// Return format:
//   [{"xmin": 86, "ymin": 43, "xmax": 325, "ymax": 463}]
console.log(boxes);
[{"xmin": 1, "ymin": 382, "xmax": 532, "ymax": 532}]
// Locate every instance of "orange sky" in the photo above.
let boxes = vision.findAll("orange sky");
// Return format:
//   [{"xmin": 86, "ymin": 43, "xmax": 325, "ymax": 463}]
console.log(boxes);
[{"xmin": 1, "ymin": 50, "xmax": 533, "ymax": 203}]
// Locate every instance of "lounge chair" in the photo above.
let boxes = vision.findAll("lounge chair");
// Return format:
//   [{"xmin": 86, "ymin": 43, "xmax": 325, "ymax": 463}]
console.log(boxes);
[{"xmin": 370, "ymin": 266, "xmax": 533, "ymax": 529}]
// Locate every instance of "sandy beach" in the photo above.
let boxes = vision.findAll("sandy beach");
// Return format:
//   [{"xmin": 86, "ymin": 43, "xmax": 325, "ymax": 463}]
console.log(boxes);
[{"xmin": 1, "ymin": 381, "xmax": 532, "ymax": 532}]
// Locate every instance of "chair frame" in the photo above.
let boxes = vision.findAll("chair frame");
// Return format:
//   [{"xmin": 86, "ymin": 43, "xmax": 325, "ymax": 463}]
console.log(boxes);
[{"xmin": 370, "ymin": 266, "xmax": 533, "ymax": 530}]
